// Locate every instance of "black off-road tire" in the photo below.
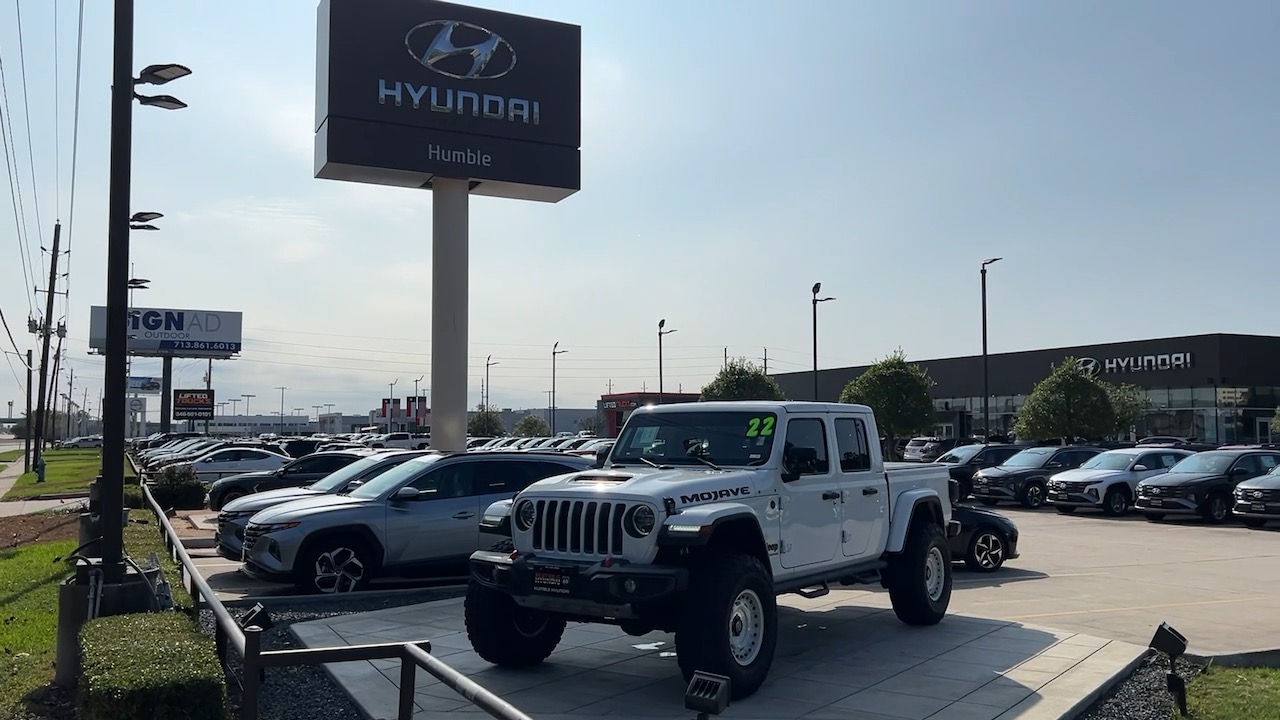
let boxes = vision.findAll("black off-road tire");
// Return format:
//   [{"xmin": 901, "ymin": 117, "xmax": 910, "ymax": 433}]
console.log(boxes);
[
  {"xmin": 887, "ymin": 521, "xmax": 952, "ymax": 626},
  {"xmin": 1020, "ymin": 482, "xmax": 1046, "ymax": 509},
  {"xmin": 465, "ymin": 582, "xmax": 566, "ymax": 668},
  {"xmin": 1055, "ymin": 506, "xmax": 1077, "ymax": 515},
  {"xmin": 675, "ymin": 555, "xmax": 778, "ymax": 701},
  {"xmin": 1102, "ymin": 487, "xmax": 1129, "ymax": 517}
]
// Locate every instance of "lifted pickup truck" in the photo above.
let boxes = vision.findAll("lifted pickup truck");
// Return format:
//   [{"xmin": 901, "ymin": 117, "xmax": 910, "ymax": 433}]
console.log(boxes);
[{"xmin": 465, "ymin": 401, "xmax": 960, "ymax": 700}]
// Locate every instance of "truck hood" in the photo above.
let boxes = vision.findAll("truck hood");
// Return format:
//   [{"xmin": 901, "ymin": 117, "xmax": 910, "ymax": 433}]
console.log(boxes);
[
  {"xmin": 222, "ymin": 486, "xmax": 325, "ymax": 514},
  {"xmin": 247, "ymin": 493, "xmax": 376, "ymax": 524},
  {"xmin": 1139, "ymin": 472, "xmax": 1222, "ymax": 487},
  {"xmin": 1051, "ymin": 469, "xmax": 1127, "ymax": 484},
  {"xmin": 522, "ymin": 465, "xmax": 767, "ymax": 507}
]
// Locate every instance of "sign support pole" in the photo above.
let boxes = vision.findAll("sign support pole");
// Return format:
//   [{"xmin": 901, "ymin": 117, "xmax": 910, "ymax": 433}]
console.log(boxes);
[
  {"xmin": 431, "ymin": 178, "xmax": 469, "ymax": 452},
  {"xmin": 160, "ymin": 357, "xmax": 173, "ymax": 432}
]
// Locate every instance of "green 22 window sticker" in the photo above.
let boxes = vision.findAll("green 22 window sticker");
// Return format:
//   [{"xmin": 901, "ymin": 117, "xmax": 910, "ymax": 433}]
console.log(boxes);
[{"xmin": 745, "ymin": 416, "xmax": 776, "ymax": 437}]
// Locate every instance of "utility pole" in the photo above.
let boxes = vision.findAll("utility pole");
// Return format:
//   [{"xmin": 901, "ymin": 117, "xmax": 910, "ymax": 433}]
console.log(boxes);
[
  {"xmin": 204, "ymin": 359, "xmax": 212, "ymax": 434},
  {"xmin": 485, "ymin": 355, "xmax": 498, "ymax": 410},
  {"xmin": 275, "ymin": 385, "xmax": 287, "ymax": 435},
  {"xmin": 48, "ymin": 337, "xmax": 64, "ymax": 445},
  {"xmin": 23, "ymin": 349, "xmax": 32, "ymax": 473},
  {"xmin": 32, "ymin": 223, "xmax": 63, "ymax": 460},
  {"xmin": 65, "ymin": 366, "xmax": 75, "ymax": 439},
  {"xmin": 81, "ymin": 387, "xmax": 88, "ymax": 436},
  {"xmin": 386, "ymin": 380, "xmax": 397, "ymax": 433},
  {"xmin": 763, "ymin": 347, "xmax": 768, "ymax": 374},
  {"xmin": 606, "ymin": 379, "xmax": 613, "ymax": 394},
  {"xmin": 723, "ymin": 348, "xmax": 728, "ymax": 369}
]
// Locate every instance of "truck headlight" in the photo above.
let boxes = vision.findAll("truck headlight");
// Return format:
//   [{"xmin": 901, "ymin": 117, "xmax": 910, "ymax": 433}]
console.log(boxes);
[
  {"xmin": 514, "ymin": 500, "xmax": 536, "ymax": 532},
  {"xmin": 625, "ymin": 505, "xmax": 656, "ymax": 538}
]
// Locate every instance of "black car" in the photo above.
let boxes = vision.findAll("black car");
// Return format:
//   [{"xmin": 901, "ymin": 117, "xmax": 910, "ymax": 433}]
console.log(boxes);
[
  {"xmin": 950, "ymin": 504, "xmax": 1020, "ymax": 572},
  {"xmin": 1136, "ymin": 450, "xmax": 1280, "ymax": 524},
  {"xmin": 971, "ymin": 446, "xmax": 1103, "ymax": 508},
  {"xmin": 1233, "ymin": 464, "xmax": 1280, "ymax": 528},
  {"xmin": 935, "ymin": 444, "xmax": 1024, "ymax": 500},
  {"xmin": 274, "ymin": 438, "xmax": 326, "ymax": 458},
  {"xmin": 205, "ymin": 450, "xmax": 370, "ymax": 510}
]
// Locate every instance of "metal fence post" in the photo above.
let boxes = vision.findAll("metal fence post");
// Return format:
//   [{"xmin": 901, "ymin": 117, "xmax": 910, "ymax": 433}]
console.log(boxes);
[
  {"xmin": 398, "ymin": 649, "xmax": 417, "ymax": 720},
  {"xmin": 242, "ymin": 626, "xmax": 262, "ymax": 720}
]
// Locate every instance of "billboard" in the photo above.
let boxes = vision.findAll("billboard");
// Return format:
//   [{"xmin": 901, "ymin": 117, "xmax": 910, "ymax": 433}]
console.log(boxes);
[
  {"xmin": 89, "ymin": 306, "xmax": 243, "ymax": 358},
  {"xmin": 128, "ymin": 376, "xmax": 163, "ymax": 395},
  {"xmin": 173, "ymin": 389, "xmax": 215, "ymax": 420},
  {"xmin": 314, "ymin": 0, "xmax": 581, "ymax": 202}
]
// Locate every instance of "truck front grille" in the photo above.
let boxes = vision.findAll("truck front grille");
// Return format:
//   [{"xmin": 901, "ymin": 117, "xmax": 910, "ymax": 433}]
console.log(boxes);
[
  {"xmin": 243, "ymin": 523, "xmax": 266, "ymax": 552},
  {"xmin": 530, "ymin": 499, "xmax": 626, "ymax": 556}
]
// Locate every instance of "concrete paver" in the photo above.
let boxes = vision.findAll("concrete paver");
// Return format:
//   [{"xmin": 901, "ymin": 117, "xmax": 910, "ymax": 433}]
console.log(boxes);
[{"xmin": 291, "ymin": 596, "xmax": 1146, "ymax": 720}]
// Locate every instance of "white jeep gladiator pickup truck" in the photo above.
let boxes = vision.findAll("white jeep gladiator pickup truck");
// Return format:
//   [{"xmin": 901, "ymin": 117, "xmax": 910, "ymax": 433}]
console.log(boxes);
[{"xmin": 465, "ymin": 401, "xmax": 960, "ymax": 699}]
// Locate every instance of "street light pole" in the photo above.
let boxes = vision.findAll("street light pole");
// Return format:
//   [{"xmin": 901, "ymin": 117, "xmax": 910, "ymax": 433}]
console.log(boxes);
[
  {"xmin": 551, "ymin": 342, "xmax": 567, "ymax": 434},
  {"xmin": 388, "ymin": 379, "xmax": 398, "ymax": 433},
  {"xmin": 485, "ymin": 355, "xmax": 499, "ymax": 410},
  {"xmin": 980, "ymin": 258, "xmax": 1002, "ymax": 439},
  {"xmin": 811, "ymin": 283, "xmax": 835, "ymax": 401},
  {"xmin": 241, "ymin": 394, "xmax": 254, "ymax": 416},
  {"xmin": 657, "ymin": 319, "xmax": 677, "ymax": 404},
  {"xmin": 412, "ymin": 374, "xmax": 424, "ymax": 427},
  {"xmin": 274, "ymin": 387, "xmax": 287, "ymax": 435}
]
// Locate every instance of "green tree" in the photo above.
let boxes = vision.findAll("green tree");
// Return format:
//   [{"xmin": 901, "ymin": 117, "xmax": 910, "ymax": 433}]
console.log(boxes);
[
  {"xmin": 1271, "ymin": 407, "xmax": 1280, "ymax": 437},
  {"xmin": 838, "ymin": 349, "xmax": 935, "ymax": 459},
  {"xmin": 513, "ymin": 413, "xmax": 551, "ymax": 437},
  {"xmin": 575, "ymin": 414, "xmax": 601, "ymax": 436},
  {"xmin": 1014, "ymin": 357, "xmax": 1116, "ymax": 442},
  {"xmin": 1104, "ymin": 382, "xmax": 1150, "ymax": 438},
  {"xmin": 468, "ymin": 405, "xmax": 506, "ymax": 437},
  {"xmin": 700, "ymin": 358, "xmax": 786, "ymax": 401}
]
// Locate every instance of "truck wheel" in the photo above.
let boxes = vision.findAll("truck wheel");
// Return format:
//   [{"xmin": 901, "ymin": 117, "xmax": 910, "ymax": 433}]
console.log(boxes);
[
  {"xmin": 888, "ymin": 522, "xmax": 951, "ymax": 626},
  {"xmin": 675, "ymin": 555, "xmax": 777, "ymax": 701},
  {"xmin": 1020, "ymin": 482, "xmax": 1046, "ymax": 509},
  {"xmin": 296, "ymin": 537, "xmax": 374, "ymax": 594},
  {"xmin": 465, "ymin": 582, "xmax": 565, "ymax": 668},
  {"xmin": 1102, "ymin": 487, "xmax": 1129, "ymax": 516}
]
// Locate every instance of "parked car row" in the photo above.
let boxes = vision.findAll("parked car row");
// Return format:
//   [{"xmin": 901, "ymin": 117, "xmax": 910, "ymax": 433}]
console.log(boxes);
[{"xmin": 55, "ymin": 434, "xmax": 103, "ymax": 449}]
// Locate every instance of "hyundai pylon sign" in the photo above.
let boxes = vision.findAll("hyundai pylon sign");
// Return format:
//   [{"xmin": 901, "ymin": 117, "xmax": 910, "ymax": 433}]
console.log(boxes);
[
  {"xmin": 89, "ymin": 306, "xmax": 243, "ymax": 358},
  {"xmin": 314, "ymin": 0, "xmax": 581, "ymax": 202}
]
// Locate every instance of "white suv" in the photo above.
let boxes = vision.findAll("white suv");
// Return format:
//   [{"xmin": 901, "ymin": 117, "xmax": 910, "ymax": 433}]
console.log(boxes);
[{"xmin": 1047, "ymin": 448, "xmax": 1192, "ymax": 515}]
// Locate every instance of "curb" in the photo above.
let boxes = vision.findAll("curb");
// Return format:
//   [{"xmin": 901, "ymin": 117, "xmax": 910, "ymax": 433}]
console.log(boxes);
[
  {"xmin": 181, "ymin": 536, "xmax": 216, "ymax": 549},
  {"xmin": 1187, "ymin": 647, "xmax": 1280, "ymax": 668},
  {"xmin": 16, "ymin": 491, "xmax": 91, "ymax": 501},
  {"xmin": 221, "ymin": 582, "xmax": 468, "ymax": 608},
  {"xmin": 1066, "ymin": 646, "xmax": 1152, "ymax": 720}
]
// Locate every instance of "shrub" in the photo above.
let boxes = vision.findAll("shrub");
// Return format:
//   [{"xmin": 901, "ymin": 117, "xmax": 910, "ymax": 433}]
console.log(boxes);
[
  {"xmin": 78, "ymin": 612, "xmax": 227, "ymax": 720},
  {"xmin": 148, "ymin": 465, "xmax": 207, "ymax": 510},
  {"xmin": 123, "ymin": 485, "xmax": 145, "ymax": 509}
]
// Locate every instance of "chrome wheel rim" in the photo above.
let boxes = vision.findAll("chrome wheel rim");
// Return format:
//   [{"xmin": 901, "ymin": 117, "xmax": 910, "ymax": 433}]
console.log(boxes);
[
  {"xmin": 925, "ymin": 546, "xmax": 947, "ymax": 601},
  {"xmin": 972, "ymin": 532, "xmax": 1004, "ymax": 570},
  {"xmin": 728, "ymin": 589, "xmax": 764, "ymax": 666},
  {"xmin": 314, "ymin": 547, "xmax": 365, "ymax": 593}
]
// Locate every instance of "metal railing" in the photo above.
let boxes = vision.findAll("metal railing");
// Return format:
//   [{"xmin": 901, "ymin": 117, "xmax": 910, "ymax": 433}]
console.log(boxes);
[{"xmin": 136, "ymin": 467, "xmax": 531, "ymax": 720}]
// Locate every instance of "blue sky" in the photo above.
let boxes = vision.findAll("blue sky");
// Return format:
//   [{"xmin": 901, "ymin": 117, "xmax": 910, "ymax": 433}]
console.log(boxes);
[{"xmin": 1, "ymin": 0, "xmax": 1277, "ymax": 422}]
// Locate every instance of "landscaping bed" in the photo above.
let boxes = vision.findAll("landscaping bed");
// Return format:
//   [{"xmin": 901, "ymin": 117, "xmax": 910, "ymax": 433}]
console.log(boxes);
[
  {"xmin": 1, "ymin": 510, "xmax": 80, "ymax": 549},
  {"xmin": 1081, "ymin": 654, "xmax": 1280, "ymax": 720}
]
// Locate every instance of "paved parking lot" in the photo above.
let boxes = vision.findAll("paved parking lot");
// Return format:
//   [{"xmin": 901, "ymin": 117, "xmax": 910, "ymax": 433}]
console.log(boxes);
[{"xmin": 188, "ymin": 504, "xmax": 1280, "ymax": 653}]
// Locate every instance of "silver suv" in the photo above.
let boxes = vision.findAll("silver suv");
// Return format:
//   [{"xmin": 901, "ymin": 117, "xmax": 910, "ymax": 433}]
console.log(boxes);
[
  {"xmin": 215, "ymin": 450, "xmax": 430, "ymax": 561},
  {"xmin": 240, "ymin": 451, "xmax": 592, "ymax": 593}
]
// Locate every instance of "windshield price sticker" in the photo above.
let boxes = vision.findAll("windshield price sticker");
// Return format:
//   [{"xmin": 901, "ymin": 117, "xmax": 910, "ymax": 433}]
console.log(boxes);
[{"xmin": 745, "ymin": 417, "xmax": 776, "ymax": 437}]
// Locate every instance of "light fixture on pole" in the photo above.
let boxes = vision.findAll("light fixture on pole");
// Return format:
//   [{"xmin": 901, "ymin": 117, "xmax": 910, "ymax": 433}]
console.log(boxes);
[
  {"xmin": 811, "ymin": 283, "xmax": 835, "ymax": 401},
  {"xmin": 412, "ymin": 374, "xmax": 424, "ymax": 426},
  {"xmin": 274, "ymin": 386, "xmax": 287, "ymax": 434},
  {"xmin": 94, "ymin": 9, "xmax": 192, "ymax": 591},
  {"xmin": 551, "ymin": 342, "xmax": 567, "ymax": 435},
  {"xmin": 388, "ymin": 379, "xmax": 398, "ymax": 433},
  {"xmin": 242, "ymin": 393, "xmax": 255, "ymax": 416},
  {"xmin": 312, "ymin": 405, "xmax": 322, "ymax": 421},
  {"xmin": 129, "ymin": 211, "xmax": 163, "ymax": 231},
  {"xmin": 980, "ymin": 257, "xmax": 1002, "ymax": 440},
  {"xmin": 658, "ymin": 319, "xmax": 677, "ymax": 404},
  {"xmin": 485, "ymin": 355, "xmax": 499, "ymax": 410},
  {"xmin": 228, "ymin": 397, "xmax": 240, "ymax": 416}
]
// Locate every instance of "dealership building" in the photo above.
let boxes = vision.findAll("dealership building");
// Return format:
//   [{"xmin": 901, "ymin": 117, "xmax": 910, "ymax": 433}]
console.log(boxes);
[{"xmin": 771, "ymin": 334, "xmax": 1280, "ymax": 444}]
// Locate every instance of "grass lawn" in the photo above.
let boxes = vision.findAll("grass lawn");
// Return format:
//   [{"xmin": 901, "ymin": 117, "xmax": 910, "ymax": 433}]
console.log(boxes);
[
  {"xmin": 124, "ymin": 508, "xmax": 193, "ymax": 607},
  {"xmin": 0, "ymin": 448, "xmax": 23, "ymax": 462},
  {"xmin": 0, "ymin": 538, "xmax": 77, "ymax": 718},
  {"xmin": 1187, "ymin": 665, "xmax": 1280, "ymax": 719},
  {"xmin": 2, "ymin": 449, "xmax": 136, "ymax": 501}
]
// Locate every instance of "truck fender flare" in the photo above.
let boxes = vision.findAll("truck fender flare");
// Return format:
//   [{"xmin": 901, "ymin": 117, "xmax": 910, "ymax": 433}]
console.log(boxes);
[
  {"xmin": 657, "ymin": 503, "xmax": 769, "ymax": 557},
  {"xmin": 479, "ymin": 498, "xmax": 514, "ymax": 536},
  {"xmin": 885, "ymin": 489, "xmax": 944, "ymax": 554}
]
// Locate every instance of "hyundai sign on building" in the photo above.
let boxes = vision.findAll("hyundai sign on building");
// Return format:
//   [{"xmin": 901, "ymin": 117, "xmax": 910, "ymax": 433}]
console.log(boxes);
[
  {"xmin": 88, "ymin": 306, "xmax": 243, "ymax": 358},
  {"xmin": 314, "ymin": 0, "xmax": 581, "ymax": 201}
]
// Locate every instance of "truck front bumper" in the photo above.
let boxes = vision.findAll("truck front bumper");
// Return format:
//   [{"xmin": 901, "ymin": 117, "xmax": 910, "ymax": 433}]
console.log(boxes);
[{"xmin": 470, "ymin": 551, "xmax": 688, "ymax": 614}]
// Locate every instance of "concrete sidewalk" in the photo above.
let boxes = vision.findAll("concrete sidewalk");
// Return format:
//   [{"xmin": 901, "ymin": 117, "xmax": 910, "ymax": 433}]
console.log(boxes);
[
  {"xmin": 0, "ymin": 457, "xmax": 86, "ymax": 516},
  {"xmin": 293, "ymin": 594, "xmax": 1148, "ymax": 720}
]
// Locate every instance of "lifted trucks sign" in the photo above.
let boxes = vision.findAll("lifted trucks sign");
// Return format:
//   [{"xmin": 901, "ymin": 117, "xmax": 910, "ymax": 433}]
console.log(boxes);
[{"xmin": 679, "ymin": 486, "xmax": 752, "ymax": 505}]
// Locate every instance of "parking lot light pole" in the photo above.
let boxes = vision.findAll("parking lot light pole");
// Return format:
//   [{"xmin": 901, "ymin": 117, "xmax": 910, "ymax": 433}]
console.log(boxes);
[
  {"xmin": 981, "ymin": 258, "xmax": 1002, "ymax": 439},
  {"xmin": 387, "ymin": 379, "xmax": 398, "ymax": 433},
  {"xmin": 485, "ymin": 355, "xmax": 499, "ymax": 410},
  {"xmin": 551, "ymin": 342, "xmax": 567, "ymax": 434},
  {"xmin": 241, "ymin": 394, "xmax": 254, "ymax": 417},
  {"xmin": 811, "ymin": 283, "xmax": 835, "ymax": 401},
  {"xmin": 274, "ymin": 387, "xmax": 287, "ymax": 435},
  {"xmin": 658, "ymin": 320, "xmax": 676, "ymax": 404}
]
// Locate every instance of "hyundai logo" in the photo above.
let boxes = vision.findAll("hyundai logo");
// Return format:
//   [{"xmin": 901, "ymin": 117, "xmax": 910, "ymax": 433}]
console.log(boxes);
[
  {"xmin": 1077, "ymin": 357, "xmax": 1101, "ymax": 375},
  {"xmin": 1254, "ymin": 490, "xmax": 1265, "ymax": 499},
  {"xmin": 406, "ymin": 20, "xmax": 517, "ymax": 80},
  {"xmin": 1149, "ymin": 487, "xmax": 1160, "ymax": 495}
]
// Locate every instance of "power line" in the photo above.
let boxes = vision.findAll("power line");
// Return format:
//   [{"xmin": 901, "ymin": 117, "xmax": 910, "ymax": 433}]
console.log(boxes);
[
  {"xmin": 53, "ymin": 0, "xmax": 59, "ymax": 215},
  {"xmin": 11, "ymin": 0, "xmax": 44, "ymax": 257},
  {"xmin": 0, "ymin": 304, "xmax": 27, "ymax": 362},
  {"xmin": 0, "ymin": 37, "xmax": 36, "ymax": 315},
  {"xmin": 60, "ymin": 0, "xmax": 86, "ymax": 332}
]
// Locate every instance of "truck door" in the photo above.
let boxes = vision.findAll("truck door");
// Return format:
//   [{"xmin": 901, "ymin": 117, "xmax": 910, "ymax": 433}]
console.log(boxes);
[
  {"xmin": 834, "ymin": 416, "xmax": 886, "ymax": 560},
  {"xmin": 778, "ymin": 416, "xmax": 842, "ymax": 569}
]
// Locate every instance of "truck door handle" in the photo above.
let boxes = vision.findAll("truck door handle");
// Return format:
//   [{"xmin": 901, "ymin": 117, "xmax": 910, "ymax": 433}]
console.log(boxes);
[
  {"xmin": 862, "ymin": 487, "xmax": 879, "ymax": 496},
  {"xmin": 822, "ymin": 491, "xmax": 841, "ymax": 501},
  {"xmin": 452, "ymin": 511, "xmax": 476, "ymax": 520}
]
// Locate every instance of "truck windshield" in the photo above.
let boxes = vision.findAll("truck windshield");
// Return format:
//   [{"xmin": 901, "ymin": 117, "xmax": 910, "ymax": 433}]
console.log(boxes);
[{"xmin": 612, "ymin": 411, "xmax": 777, "ymax": 467}]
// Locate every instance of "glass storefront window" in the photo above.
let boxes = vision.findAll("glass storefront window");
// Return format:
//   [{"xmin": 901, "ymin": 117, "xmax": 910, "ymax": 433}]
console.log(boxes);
[
  {"xmin": 1169, "ymin": 388, "xmax": 1194, "ymax": 408},
  {"xmin": 1191, "ymin": 387, "xmax": 1216, "ymax": 408}
]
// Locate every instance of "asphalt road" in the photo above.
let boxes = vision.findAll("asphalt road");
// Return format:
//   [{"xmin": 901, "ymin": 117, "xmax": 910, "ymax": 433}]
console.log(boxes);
[{"xmin": 185, "ymin": 502, "xmax": 1280, "ymax": 653}]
